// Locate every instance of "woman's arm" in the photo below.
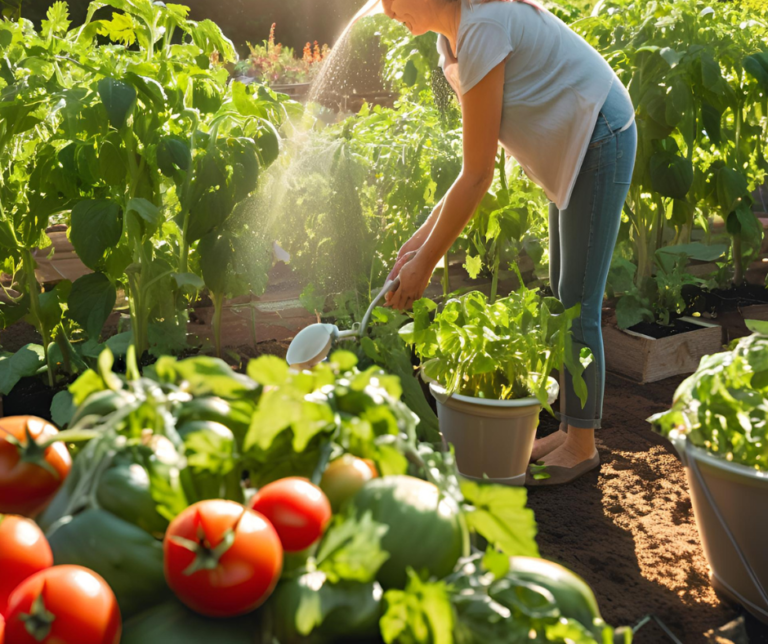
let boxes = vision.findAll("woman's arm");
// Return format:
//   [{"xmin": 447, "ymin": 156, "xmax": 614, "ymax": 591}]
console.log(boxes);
[{"xmin": 386, "ymin": 59, "xmax": 506, "ymax": 309}]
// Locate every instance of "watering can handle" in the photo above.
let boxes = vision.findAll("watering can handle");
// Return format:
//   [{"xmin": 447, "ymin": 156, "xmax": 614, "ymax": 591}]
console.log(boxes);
[{"xmin": 358, "ymin": 277, "xmax": 400, "ymax": 337}]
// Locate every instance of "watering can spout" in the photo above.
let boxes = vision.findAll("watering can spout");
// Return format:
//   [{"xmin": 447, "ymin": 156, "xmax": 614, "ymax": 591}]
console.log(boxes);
[{"xmin": 285, "ymin": 278, "xmax": 400, "ymax": 369}]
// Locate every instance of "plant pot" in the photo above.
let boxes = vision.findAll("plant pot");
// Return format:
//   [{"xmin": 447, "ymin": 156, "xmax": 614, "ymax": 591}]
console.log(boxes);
[
  {"xmin": 427, "ymin": 377, "xmax": 559, "ymax": 486},
  {"xmin": 603, "ymin": 316, "xmax": 723, "ymax": 384},
  {"xmin": 671, "ymin": 433, "xmax": 768, "ymax": 624}
]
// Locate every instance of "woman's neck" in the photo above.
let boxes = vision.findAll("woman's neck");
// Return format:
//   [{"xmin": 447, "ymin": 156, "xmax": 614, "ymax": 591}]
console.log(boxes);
[{"xmin": 434, "ymin": 1, "xmax": 462, "ymax": 57}]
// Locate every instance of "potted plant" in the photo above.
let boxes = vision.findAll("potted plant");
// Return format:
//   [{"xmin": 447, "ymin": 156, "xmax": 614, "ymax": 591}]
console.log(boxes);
[
  {"xmin": 648, "ymin": 321, "xmax": 768, "ymax": 624},
  {"xmin": 400, "ymin": 269, "xmax": 592, "ymax": 485}
]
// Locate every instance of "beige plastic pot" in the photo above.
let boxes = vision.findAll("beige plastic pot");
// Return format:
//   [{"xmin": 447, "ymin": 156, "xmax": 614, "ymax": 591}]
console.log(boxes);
[
  {"xmin": 672, "ymin": 432, "xmax": 768, "ymax": 623},
  {"xmin": 427, "ymin": 377, "xmax": 558, "ymax": 486}
]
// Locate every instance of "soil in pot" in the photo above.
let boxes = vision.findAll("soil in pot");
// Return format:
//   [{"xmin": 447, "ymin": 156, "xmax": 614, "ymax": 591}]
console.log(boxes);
[
  {"xmin": 628, "ymin": 317, "xmax": 707, "ymax": 339},
  {"xmin": 683, "ymin": 283, "xmax": 768, "ymax": 315}
]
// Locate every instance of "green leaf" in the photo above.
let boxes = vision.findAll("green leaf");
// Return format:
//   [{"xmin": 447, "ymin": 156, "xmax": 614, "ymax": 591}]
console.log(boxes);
[
  {"xmin": 68, "ymin": 273, "xmax": 116, "ymax": 339},
  {"xmin": 381, "ymin": 571, "xmax": 454, "ymax": 644},
  {"xmin": 316, "ymin": 512, "xmax": 390, "ymax": 583},
  {"xmin": 649, "ymin": 151, "xmax": 693, "ymax": 200},
  {"xmin": 656, "ymin": 242, "xmax": 727, "ymax": 263},
  {"xmin": 126, "ymin": 198, "xmax": 161, "ymax": 236},
  {"xmin": 159, "ymin": 356, "xmax": 257, "ymax": 398},
  {"xmin": 172, "ymin": 273, "xmax": 204, "ymax": 290},
  {"xmin": 69, "ymin": 200, "xmax": 122, "ymax": 269},
  {"xmin": 156, "ymin": 138, "xmax": 191, "ymax": 176},
  {"xmin": 744, "ymin": 52, "xmax": 768, "ymax": 92},
  {"xmin": 98, "ymin": 12, "xmax": 136, "ymax": 46},
  {"xmin": 256, "ymin": 120, "xmax": 280, "ymax": 168},
  {"xmin": 106, "ymin": 331, "xmax": 134, "ymax": 357},
  {"xmin": 50, "ymin": 390, "xmax": 76, "ymax": 428},
  {"xmin": 482, "ymin": 547, "xmax": 510, "ymax": 580},
  {"xmin": 329, "ymin": 350, "xmax": 358, "ymax": 372},
  {"xmin": 403, "ymin": 59, "xmax": 418, "ymax": 86},
  {"xmin": 716, "ymin": 167, "xmax": 748, "ymax": 214},
  {"xmin": 98, "ymin": 77, "xmax": 137, "ymax": 130},
  {"xmin": 197, "ymin": 232, "xmax": 232, "ymax": 295},
  {"xmin": 659, "ymin": 47, "xmax": 683, "ymax": 68},
  {"xmin": 247, "ymin": 355, "xmax": 289, "ymax": 386},
  {"xmin": 99, "ymin": 139, "xmax": 127, "ymax": 187},
  {"xmin": 0, "ymin": 344, "xmax": 46, "ymax": 395},
  {"xmin": 746, "ymin": 319, "xmax": 768, "ymax": 336},
  {"xmin": 463, "ymin": 254, "xmax": 483, "ymax": 280},
  {"xmin": 34, "ymin": 281, "xmax": 71, "ymax": 332},
  {"xmin": 460, "ymin": 479, "xmax": 539, "ymax": 558},
  {"xmin": 41, "ymin": 2, "xmax": 71, "ymax": 38}
]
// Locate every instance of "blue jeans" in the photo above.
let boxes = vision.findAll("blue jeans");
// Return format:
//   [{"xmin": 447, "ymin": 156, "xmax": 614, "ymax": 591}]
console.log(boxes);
[{"xmin": 549, "ymin": 81, "xmax": 637, "ymax": 429}]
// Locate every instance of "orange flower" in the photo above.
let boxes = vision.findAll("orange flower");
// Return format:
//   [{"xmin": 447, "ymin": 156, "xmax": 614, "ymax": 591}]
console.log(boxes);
[{"xmin": 303, "ymin": 42, "xmax": 312, "ymax": 64}]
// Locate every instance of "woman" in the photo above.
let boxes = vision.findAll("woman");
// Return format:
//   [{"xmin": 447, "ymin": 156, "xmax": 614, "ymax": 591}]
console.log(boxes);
[{"xmin": 380, "ymin": 0, "xmax": 637, "ymax": 485}]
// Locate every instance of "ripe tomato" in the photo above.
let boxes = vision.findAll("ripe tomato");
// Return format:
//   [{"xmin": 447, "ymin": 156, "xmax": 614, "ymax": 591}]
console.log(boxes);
[
  {"xmin": 4, "ymin": 565, "xmax": 121, "ymax": 644},
  {"xmin": 163, "ymin": 500, "xmax": 283, "ymax": 617},
  {"xmin": 0, "ymin": 514, "xmax": 53, "ymax": 614},
  {"xmin": 0, "ymin": 614, "xmax": 4, "ymax": 643},
  {"xmin": 249, "ymin": 477, "xmax": 332, "ymax": 552},
  {"xmin": 320, "ymin": 455, "xmax": 379, "ymax": 512},
  {"xmin": 0, "ymin": 416, "xmax": 71, "ymax": 517}
]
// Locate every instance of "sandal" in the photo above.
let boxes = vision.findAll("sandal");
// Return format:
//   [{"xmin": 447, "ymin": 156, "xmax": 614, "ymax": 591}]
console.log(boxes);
[{"xmin": 525, "ymin": 451, "xmax": 600, "ymax": 487}]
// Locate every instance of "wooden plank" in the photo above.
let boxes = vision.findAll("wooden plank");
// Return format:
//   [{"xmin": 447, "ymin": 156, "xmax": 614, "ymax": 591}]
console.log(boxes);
[{"xmin": 604, "ymin": 319, "xmax": 724, "ymax": 384}]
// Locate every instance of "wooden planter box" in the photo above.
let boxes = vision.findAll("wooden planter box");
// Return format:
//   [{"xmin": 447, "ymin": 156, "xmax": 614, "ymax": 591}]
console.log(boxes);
[{"xmin": 603, "ymin": 317, "xmax": 724, "ymax": 384}]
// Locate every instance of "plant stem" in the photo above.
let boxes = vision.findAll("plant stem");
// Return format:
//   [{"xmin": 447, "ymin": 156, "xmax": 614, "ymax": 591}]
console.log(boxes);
[
  {"xmin": 212, "ymin": 291, "xmax": 224, "ymax": 358},
  {"xmin": 22, "ymin": 249, "xmax": 54, "ymax": 387},
  {"xmin": 442, "ymin": 253, "xmax": 450, "ymax": 297}
]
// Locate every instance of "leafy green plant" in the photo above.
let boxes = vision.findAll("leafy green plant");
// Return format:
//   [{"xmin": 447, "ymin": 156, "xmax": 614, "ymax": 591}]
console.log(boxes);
[
  {"xmin": 649, "ymin": 320, "xmax": 768, "ymax": 471},
  {"xmin": 400, "ymin": 273, "xmax": 592, "ymax": 407},
  {"xmin": 610, "ymin": 242, "xmax": 726, "ymax": 329},
  {"xmin": 577, "ymin": 0, "xmax": 768, "ymax": 286}
]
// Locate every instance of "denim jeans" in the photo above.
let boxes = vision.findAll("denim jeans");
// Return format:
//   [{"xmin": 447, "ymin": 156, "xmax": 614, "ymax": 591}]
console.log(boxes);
[{"xmin": 548, "ymin": 81, "xmax": 637, "ymax": 429}]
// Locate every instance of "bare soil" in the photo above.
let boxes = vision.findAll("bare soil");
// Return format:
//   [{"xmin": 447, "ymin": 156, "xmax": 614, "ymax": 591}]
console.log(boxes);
[{"xmin": 529, "ymin": 373, "xmax": 768, "ymax": 644}]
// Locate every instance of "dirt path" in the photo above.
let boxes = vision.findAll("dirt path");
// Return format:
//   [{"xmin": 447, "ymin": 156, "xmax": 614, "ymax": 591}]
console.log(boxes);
[{"xmin": 528, "ymin": 373, "xmax": 768, "ymax": 644}]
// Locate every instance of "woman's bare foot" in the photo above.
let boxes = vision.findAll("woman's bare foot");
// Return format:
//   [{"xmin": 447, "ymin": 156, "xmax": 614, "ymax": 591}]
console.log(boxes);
[
  {"xmin": 530, "ymin": 430, "xmax": 567, "ymax": 463},
  {"xmin": 539, "ymin": 427, "xmax": 597, "ymax": 468}
]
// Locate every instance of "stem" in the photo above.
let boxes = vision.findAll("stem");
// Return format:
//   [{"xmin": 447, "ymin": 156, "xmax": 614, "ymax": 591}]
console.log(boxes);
[
  {"xmin": 212, "ymin": 291, "xmax": 224, "ymax": 358},
  {"xmin": 22, "ymin": 250, "xmax": 54, "ymax": 388},
  {"xmin": 490, "ymin": 248, "xmax": 501, "ymax": 304},
  {"xmin": 442, "ymin": 253, "xmax": 450, "ymax": 297},
  {"xmin": 733, "ymin": 234, "xmax": 744, "ymax": 285}
]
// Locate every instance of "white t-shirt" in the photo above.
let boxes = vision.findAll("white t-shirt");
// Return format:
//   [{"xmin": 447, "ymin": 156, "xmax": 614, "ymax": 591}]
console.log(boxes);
[{"xmin": 437, "ymin": 0, "xmax": 633, "ymax": 210}]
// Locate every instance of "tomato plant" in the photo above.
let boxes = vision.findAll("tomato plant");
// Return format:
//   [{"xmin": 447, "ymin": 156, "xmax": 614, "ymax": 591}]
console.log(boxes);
[
  {"xmin": 164, "ymin": 500, "xmax": 283, "ymax": 617},
  {"xmin": 320, "ymin": 455, "xmax": 378, "ymax": 512},
  {"xmin": 0, "ymin": 514, "xmax": 52, "ymax": 614},
  {"xmin": 249, "ymin": 477, "xmax": 332, "ymax": 552},
  {"xmin": 0, "ymin": 416, "xmax": 71, "ymax": 516},
  {"xmin": 4, "ymin": 565, "xmax": 121, "ymax": 644}
]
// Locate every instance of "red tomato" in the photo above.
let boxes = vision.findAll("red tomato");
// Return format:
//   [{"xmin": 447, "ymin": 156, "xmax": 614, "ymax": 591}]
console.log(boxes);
[
  {"xmin": 4, "ymin": 565, "xmax": 121, "ymax": 644},
  {"xmin": 320, "ymin": 455, "xmax": 379, "ymax": 512},
  {"xmin": 163, "ymin": 500, "xmax": 283, "ymax": 617},
  {"xmin": 249, "ymin": 477, "xmax": 332, "ymax": 552},
  {"xmin": 0, "ymin": 613, "xmax": 4, "ymax": 644},
  {"xmin": 0, "ymin": 514, "xmax": 53, "ymax": 615},
  {"xmin": 0, "ymin": 416, "xmax": 71, "ymax": 517}
]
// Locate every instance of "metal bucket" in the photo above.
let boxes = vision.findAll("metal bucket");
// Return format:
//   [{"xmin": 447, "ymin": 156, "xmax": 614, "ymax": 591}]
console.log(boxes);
[{"xmin": 673, "ymin": 434, "xmax": 768, "ymax": 623}]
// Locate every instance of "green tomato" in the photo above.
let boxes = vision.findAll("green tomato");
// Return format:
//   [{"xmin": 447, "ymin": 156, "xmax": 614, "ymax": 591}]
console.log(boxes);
[
  {"xmin": 48, "ymin": 508, "xmax": 171, "ymax": 619},
  {"xmin": 492, "ymin": 557, "xmax": 602, "ymax": 637},
  {"xmin": 269, "ymin": 571, "xmax": 383, "ymax": 644},
  {"xmin": 352, "ymin": 475, "xmax": 466, "ymax": 589},
  {"xmin": 95, "ymin": 455, "xmax": 169, "ymax": 537},
  {"xmin": 122, "ymin": 598, "xmax": 257, "ymax": 644},
  {"xmin": 320, "ymin": 455, "xmax": 378, "ymax": 512}
]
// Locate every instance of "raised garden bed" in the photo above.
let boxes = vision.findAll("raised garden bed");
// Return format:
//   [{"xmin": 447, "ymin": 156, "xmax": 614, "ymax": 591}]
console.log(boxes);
[{"xmin": 603, "ymin": 316, "xmax": 723, "ymax": 384}]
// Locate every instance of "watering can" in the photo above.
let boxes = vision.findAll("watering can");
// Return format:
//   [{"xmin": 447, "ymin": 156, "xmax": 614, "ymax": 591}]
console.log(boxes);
[{"xmin": 285, "ymin": 278, "xmax": 400, "ymax": 369}]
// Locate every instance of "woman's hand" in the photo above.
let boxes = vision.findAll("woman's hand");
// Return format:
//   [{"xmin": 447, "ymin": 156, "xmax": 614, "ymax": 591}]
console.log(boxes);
[{"xmin": 385, "ymin": 253, "xmax": 433, "ymax": 311}]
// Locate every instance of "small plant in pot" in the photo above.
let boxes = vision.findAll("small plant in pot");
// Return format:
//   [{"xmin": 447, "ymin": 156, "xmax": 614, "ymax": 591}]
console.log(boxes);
[
  {"xmin": 400, "ymin": 270, "xmax": 592, "ymax": 485},
  {"xmin": 649, "ymin": 321, "xmax": 768, "ymax": 623}
]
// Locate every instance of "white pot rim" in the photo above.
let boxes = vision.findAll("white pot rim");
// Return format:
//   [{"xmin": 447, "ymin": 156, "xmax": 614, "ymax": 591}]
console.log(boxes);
[
  {"xmin": 671, "ymin": 432, "xmax": 768, "ymax": 483},
  {"xmin": 427, "ymin": 377, "xmax": 559, "ymax": 408}
]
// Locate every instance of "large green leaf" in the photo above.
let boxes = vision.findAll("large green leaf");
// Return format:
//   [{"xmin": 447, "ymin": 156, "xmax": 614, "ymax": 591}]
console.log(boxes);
[
  {"xmin": 156, "ymin": 137, "xmax": 191, "ymax": 177},
  {"xmin": 68, "ymin": 272, "xmax": 116, "ymax": 339},
  {"xmin": 35, "ymin": 280, "xmax": 71, "ymax": 332},
  {"xmin": 98, "ymin": 77, "xmax": 137, "ymax": 130},
  {"xmin": 649, "ymin": 151, "xmax": 693, "ymax": 200},
  {"xmin": 744, "ymin": 51, "xmax": 768, "ymax": 92},
  {"xmin": 656, "ymin": 242, "xmax": 727, "ymax": 262},
  {"xmin": 99, "ymin": 138, "xmax": 128, "ymax": 187},
  {"xmin": 700, "ymin": 103, "xmax": 722, "ymax": 145},
  {"xmin": 197, "ymin": 232, "xmax": 232, "ymax": 294},
  {"xmin": 69, "ymin": 200, "xmax": 122, "ymax": 269},
  {"xmin": 0, "ymin": 344, "xmax": 46, "ymax": 395},
  {"xmin": 715, "ymin": 167, "xmax": 748, "ymax": 214},
  {"xmin": 126, "ymin": 198, "xmax": 161, "ymax": 237}
]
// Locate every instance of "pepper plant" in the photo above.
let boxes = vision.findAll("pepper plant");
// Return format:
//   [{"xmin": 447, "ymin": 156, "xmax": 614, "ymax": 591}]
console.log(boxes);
[{"xmin": 576, "ymin": 0, "xmax": 768, "ymax": 286}]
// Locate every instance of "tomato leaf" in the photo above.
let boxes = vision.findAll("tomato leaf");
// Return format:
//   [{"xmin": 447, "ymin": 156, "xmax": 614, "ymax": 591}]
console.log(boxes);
[
  {"xmin": 381, "ymin": 571, "xmax": 454, "ymax": 644},
  {"xmin": 68, "ymin": 272, "xmax": 116, "ymax": 339},
  {"xmin": 316, "ymin": 511, "xmax": 390, "ymax": 583},
  {"xmin": 460, "ymin": 479, "xmax": 539, "ymax": 558}
]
